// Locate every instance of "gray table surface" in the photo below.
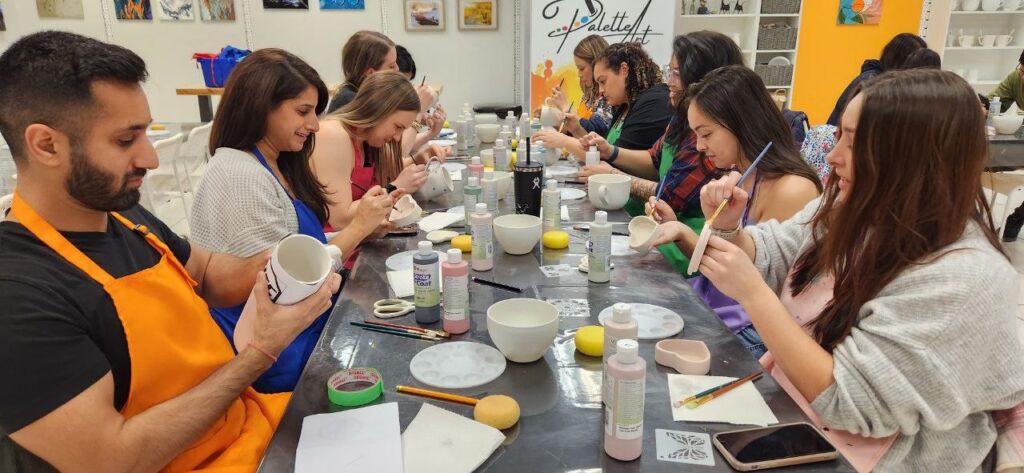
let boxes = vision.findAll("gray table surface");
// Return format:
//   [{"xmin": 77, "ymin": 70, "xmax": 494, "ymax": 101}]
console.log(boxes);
[
  {"xmin": 256, "ymin": 153, "xmax": 854, "ymax": 472},
  {"xmin": 990, "ymin": 126, "xmax": 1024, "ymax": 169}
]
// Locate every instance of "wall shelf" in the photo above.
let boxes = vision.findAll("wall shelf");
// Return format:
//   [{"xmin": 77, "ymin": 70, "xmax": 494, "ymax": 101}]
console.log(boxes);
[
  {"xmin": 951, "ymin": 10, "xmax": 1024, "ymax": 14},
  {"xmin": 945, "ymin": 46, "xmax": 1022, "ymax": 51}
]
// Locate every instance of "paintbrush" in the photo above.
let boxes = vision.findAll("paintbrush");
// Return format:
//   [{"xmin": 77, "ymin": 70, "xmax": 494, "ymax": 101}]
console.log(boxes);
[
  {"xmin": 558, "ymin": 101, "xmax": 576, "ymax": 134},
  {"xmin": 674, "ymin": 371, "xmax": 762, "ymax": 407},
  {"xmin": 684, "ymin": 372, "xmax": 764, "ymax": 409},
  {"xmin": 471, "ymin": 277, "xmax": 523, "ymax": 293},
  {"xmin": 356, "ymin": 324, "xmax": 440, "ymax": 341},
  {"xmin": 705, "ymin": 142, "xmax": 773, "ymax": 226},
  {"xmin": 363, "ymin": 320, "xmax": 449, "ymax": 338},
  {"xmin": 396, "ymin": 385, "xmax": 480, "ymax": 406}
]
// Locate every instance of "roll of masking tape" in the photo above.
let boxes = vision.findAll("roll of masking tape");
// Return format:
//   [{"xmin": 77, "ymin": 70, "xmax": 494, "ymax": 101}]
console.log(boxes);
[{"xmin": 327, "ymin": 368, "xmax": 383, "ymax": 407}]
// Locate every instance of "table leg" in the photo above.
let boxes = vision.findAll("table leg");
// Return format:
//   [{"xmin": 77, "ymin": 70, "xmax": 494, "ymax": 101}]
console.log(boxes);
[{"xmin": 198, "ymin": 96, "xmax": 213, "ymax": 122}]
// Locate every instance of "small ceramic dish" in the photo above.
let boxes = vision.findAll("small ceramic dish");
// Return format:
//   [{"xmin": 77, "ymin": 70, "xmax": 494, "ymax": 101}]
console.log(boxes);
[
  {"xmin": 628, "ymin": 215, "xmax": 660, "ymax": 255},
  {"xmin": 655, "ymin": 339, "xmax": 711, "ymax": 375},
  {"xmin": 389, "ymin": 195, "xmax": 423, "ymax": 227}
]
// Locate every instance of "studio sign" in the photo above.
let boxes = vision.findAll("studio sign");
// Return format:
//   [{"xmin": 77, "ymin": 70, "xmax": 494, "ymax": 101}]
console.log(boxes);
[{"xmin": 541, "ymin": 0, "xmax": 667, "ymax": 53}]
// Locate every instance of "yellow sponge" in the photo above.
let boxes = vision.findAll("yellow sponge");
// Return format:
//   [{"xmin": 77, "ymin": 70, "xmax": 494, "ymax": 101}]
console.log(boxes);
[
  {"xmin": 574, "ymin": 325, "xmax": 604, "ymax": 357},
  {"xmin": 451, "ymin": 235, "xmax": 472, "ymax": 253},
  {"xmin": 473, "ymin": 395, "xmax": 520, "ymax": 430},
  {"xmin": 542, "ymin": 231, "xmax": 570, "ymax": 249}
]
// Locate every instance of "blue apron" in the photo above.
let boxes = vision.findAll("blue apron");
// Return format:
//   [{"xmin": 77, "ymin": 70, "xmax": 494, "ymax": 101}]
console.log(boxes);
[{"xmin": 209, "ymin": 147, "xmax": 335, "ymax": 393}]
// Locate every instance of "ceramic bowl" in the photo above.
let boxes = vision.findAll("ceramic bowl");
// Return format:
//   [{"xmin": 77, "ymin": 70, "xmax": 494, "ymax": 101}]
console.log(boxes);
[
  {"xmin": 487, "ymin": 298, "xmax": 559, "ymax": 363},
  {"xmin": 493, "ymin": 214, "xmax": 542, "ymax": 255},
  {"xmin": 994, "ymin": 114, "xmax": 1024, "ymax": 135},
  {"xmin": 493, "ymin": 171, "xmax": 513, "ymax": 200},
  {"xmin": 388, "ymin": 195, "xmax": 422, "ymax": 227},
  {"xmin": 587, "ymin": 174, "xmax": 631, "ymax": 210},
  {"xmin": 628, "ymin": 215, "xmax": 660, "ymax": 255},
  {"xmin": 655, "ymin": 339, "xmax": 711, "ymax": 375},
  {"xmin": 476, "ymin": 124, "xmax": 500, "ymax": 143},
  {"xmin": 475, "ymin": 113, "xmax": 498, "ymax": 125}
]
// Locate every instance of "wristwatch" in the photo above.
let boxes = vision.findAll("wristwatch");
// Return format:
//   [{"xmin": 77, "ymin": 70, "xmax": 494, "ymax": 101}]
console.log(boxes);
[{"xmin": 386, "ymin": 183, "xmax": 398, "ymax": 194}]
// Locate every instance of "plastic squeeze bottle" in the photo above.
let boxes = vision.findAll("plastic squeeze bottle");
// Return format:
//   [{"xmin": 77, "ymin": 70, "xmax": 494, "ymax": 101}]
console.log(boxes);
[
  {"xmin": 470, "ymin": 203, "xmax": 494, "ymax": 271},
  {"xmin": 542, "ymin": 179, "xmax": 561, "ymax": 233},
  {"xmin": 463, "ymin": 176, "xmax": 482, "ymax": 234},
  {"xmin": 604, "ymin": 339, "xmax": 645, "ymax": 461},
  {"xmin": 482, "ymin": 171, "xmax": 499, "ymax": 212},
  {"xmin": 413, "ymin": 241, "xmax": 440, "ymax": 323},
  {"xmin": 493, "ymin": 138, "xmax": 508, "ymax": 172},
  {"xmin": 586, "ymin": 145, "xmax": 601, "ymax": 167},
  {"xmin": 467, "ymin": 156, "xmax": 484, "ymax": 183},
  {"xmin": 602, "ymin": 303, "xmax": 638, "ymax": 404},
  {"xmin": 442, "ymin": 249, "xmax": 470, "ymax": 334},
  {"xmin": 588, "ymin": 211, "xmax": 612, "ymax": 283}
]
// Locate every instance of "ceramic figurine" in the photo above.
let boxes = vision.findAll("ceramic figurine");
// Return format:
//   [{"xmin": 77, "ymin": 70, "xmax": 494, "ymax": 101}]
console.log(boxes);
[
  {"xmin": 720, "ymin": 0, "xmax": 731, "ymax": 14},
  {"xmin": 735, "ymin": 0, "xmax": 744, "ymax": 13},
  {"xmin": 698, "ymin": 0, "xmax": 710, "ymax": 14}
]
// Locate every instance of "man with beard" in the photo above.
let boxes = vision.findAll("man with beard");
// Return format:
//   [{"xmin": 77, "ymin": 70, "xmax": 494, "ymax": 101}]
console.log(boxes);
[{"xmin": 0, "ymin": 32, "xmax": 340, "ymax": 472}]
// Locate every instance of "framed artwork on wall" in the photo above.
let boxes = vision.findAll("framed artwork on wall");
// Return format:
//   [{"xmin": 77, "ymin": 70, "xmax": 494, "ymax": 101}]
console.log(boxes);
[
  {"xmin": 321, "ymin": 0, "xmax": 364, "ymax": 9},
  {"xmin": 199, "ymin": 0, "xmax": 235, "ymax": 20},
  {"xmin": 263, "ymin": 0, "xmax": 308, "ymax": 8},
  {"xmin": 115, "ymin": 0, "xmax": 153, "ymax": 20},
  {"xmin": 459, "ymin": 0, "xmax": 497, "ymax": 30},
  {"xmin": 157, "ymin": 0, "xmax": 196, "ymax": 20},
  {"xmin": 0, "ymin": 1, "xmax": 5, "ymax": 31},
  {"xmin": 405, "ymin": 1, "xmax": 444, "ymax": 31},
  {"xmin": 838, "ymin": 0, "xmax": 883, "ymax": 25},
  {"xmin": 37, "ymin": 0, "xmax": 85, "ymax": 18}
]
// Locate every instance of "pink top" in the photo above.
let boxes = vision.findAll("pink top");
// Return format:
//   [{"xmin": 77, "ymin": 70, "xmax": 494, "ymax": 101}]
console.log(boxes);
[{"xmin": 761, "ymin": 270, "xmax": 898, "ymax": 473}]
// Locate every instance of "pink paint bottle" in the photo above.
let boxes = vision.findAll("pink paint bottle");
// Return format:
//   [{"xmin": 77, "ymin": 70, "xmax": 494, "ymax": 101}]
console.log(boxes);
[
  {"xmin": 442, "ymin": 249, "xmax": 470, "ymax": 335},
  {"xmin": 604, "ymin": 339, "xmax": 645, "ymax": 462},
  {"xmin": 467, "ymin": 156, "xmax": 484, "ymax": 183}
]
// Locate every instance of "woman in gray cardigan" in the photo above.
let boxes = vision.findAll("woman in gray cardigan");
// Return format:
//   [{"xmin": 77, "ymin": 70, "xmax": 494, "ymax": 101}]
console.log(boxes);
[{"xmin": 652, "ymin": 69, "xmax": 1024, "ymax": 471}]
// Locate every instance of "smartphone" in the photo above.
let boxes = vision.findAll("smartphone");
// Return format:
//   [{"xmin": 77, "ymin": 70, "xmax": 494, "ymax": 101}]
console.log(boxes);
[{"xmin": 713, "ymin": 422, "xmax": 838, "ymax": 471}]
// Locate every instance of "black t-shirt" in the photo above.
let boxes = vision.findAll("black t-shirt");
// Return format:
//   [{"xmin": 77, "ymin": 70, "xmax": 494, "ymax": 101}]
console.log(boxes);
[
  {"xmin": 0, "ymin": 205, "xmax": 191, "ymax": 435},
  {"xmin": 326, "ymin": 83, "xmax": 359, "ymax": 115},
  {"xmin": 608, "ymin": 83, "xmax": 673, "ymax": 151}
]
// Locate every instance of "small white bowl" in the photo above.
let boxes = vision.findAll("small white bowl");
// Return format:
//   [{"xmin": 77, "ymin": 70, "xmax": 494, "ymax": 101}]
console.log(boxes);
[
  {"xmin": 476, "ymin": 124, "xmax": 500, "ymax": 143},
  {"xmin": 388, "ymin": 195, "xmax": 422, "ymax": 227},
  {"xmin": 994, "ymin": 114, "xmax": 1024, "ymax": 135},
  {"xmin": 487, "ymin": 298, "xmax": 559, "ymax": 363},
  {"xmin": 655, "ymin": 339, "xmax": 711, "ymax": 375},
  {"xmin": 493, "ymin": 214, "xmax": 542, "ymax": 255},
  {"xmin": 475, "ymin": 113, "xmax": 498, "ymax": 125},
  {"xmin": 628, "ymin": 215, "xmax": 660, "ymax": 255}
]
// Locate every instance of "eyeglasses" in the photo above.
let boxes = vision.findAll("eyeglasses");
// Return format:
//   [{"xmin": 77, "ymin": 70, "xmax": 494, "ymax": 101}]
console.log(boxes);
[{"xmin": 666, "ymin": 67, "xmax": 681, "ymax": 82}]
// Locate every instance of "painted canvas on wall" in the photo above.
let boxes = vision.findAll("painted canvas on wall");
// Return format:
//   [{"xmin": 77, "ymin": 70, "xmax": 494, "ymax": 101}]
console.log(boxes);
[
  {"xmin": 263, "ymin": 0, "xmax": 308, "ymax": 8},
  {"xmin": 320, "ymin": 0, "xmax": 364, "ymax": 9},
  {"xmin": 157, "ymin": 0, "xmax": 195, "ymax": 20},
  {"xmin": 459, "ymin": 0, "xmax": 497, "ymax": 30},
  {"xmin": 0, "ymin": 2, "xmax": 6, "ymax": 31},
  {"xmin": 528, "ymin": 0, "xmax": 674, "ymax": 112},
  {"xmin": 115, "ymin": 0, "xmax": 153, "ymax": 19},
  {"xmin": 37, "ymin": 0, "xmax": 85, "ymax": 18},
  {"xmin": 405, "ymin": 1, "xmax": 444, "ymax": 31},
  {"xmin": 199, "ymin": 0, "xmax": 235, "ymax": 20},
  {"xmin": 838, "ymin": 0, "xmax": 883, "ymax": 25}
]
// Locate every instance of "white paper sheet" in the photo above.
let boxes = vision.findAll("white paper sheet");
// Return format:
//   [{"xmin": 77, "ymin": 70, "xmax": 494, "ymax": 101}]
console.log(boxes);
[
  {"xmin": 387, "ymin": 269, "xmax": 443, "ymax": 298},
  {"xmin": 418, "ymin": 212, "xmax": 465, "ymax": 233},
  {"xmin": 402, "ymin": 403, "xmax": 505, "ymax": 473},
  {"xmin": 667, "ymin": 374, "xmax": 779, "ymax": 427},
  {"xmin": 296, "ymin": 403, "xmax": 403, "ymax": 473}
]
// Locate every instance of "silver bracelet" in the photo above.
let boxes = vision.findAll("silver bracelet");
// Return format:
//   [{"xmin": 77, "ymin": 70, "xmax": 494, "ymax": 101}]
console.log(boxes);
[{"xmin": 710, "ymin": 226, "xmax": 741, "ymax": 240}]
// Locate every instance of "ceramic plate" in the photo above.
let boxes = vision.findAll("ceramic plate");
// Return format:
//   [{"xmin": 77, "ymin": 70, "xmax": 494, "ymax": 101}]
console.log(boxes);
[
  {"xmin": 385, "ymin": 249, "xmax": 448, "ymax": 272},
  {"xmin": 598, "ymin": 303, "xmax": 685, "ymax": 340},
  {"xmin": 410, "ymin": 342, "xmax": 507, "ymax": 389},
  {"xmin": 442, "ymin": 162, "xmax": 467, "ymax": 173},
  {"xmin": 768, "ymin": 56, "xmax": 791, "ymax": 66},
  {"xmin": 560, "ymin": 188, "xmax": 587, "ymax": 200},
  {"xmin": 546, "ymin": 165, "xmax": 578, "ymax": 178}
]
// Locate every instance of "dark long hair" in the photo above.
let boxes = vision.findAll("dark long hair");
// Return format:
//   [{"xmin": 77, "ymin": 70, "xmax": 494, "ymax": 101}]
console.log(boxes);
[
  {"xmin": 342, "ymin": 31, "xmax": 395, "ymax": 90},
  {"xmin": 595, "ymin": 42, "xmax": 664, "ymax": 114},
  {"xmin": 879, "ymin": 33, "xmax": 927, "ymax": 71},
  {"xmin": 685, "ymin": 66, "xmax": 821, "ymax": 191},
  {"xmin": 790, "ymin": 70, "xmax": 1004, "ymax": 351},
  {"xmin": 664, "ymin": 31, "xmax": 745, "ymax": 149},
  {"xmin": 209, "ymin": 48, "xmax": 331, "ymax": 224}
]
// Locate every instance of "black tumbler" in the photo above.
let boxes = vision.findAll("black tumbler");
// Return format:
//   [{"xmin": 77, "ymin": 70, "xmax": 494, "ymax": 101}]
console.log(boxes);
[{"xmin": 514, "ymin": 161, "xmax": 544, "ymax": 216}]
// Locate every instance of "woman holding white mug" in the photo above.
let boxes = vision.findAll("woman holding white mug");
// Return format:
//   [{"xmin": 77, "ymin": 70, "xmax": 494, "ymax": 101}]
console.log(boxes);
[{"xmin": 190, "ymin": 49, "xmax": 396, "ymax": 393}]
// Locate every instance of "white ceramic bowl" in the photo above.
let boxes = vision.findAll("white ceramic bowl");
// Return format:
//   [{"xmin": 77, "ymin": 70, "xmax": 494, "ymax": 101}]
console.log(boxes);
[
  {"xmin": 994, "ymin": 114, "xmax": 1024, "ymax": 135},
  {"xmin": 487, "ymin": 298, "xmax": 559, "ymax": 363},
  {"xmin": 492, "ymin": 171, "xmax": 512, "ymax": 199},
  {"xmin": 493, "ymin": 214, "xmax": 542, "ymax": 255},
  {"xmin": 475, "ymin": 113, "xmax": 498, "ymax": 125},
  {"xmin": 628, "ymin": 215, "xmax": 660, "ymax": 255},
  {"xmin": 476, "ymin": 124, "xmax": 500, "ymax": 143},
  {"xmin": 388, "ymin": 195, "xmax": 422, "ymax": 227}
]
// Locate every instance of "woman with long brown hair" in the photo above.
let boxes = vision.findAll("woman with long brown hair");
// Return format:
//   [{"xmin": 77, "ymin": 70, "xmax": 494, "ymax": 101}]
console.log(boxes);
[
  {"xmin": 189, "ymin": 48, "xmax": 394, "ymax": 393},
  {"xmin": 548, "ymin": 34, "xmax": 613, "ymax": 137},
  {"xmin": 313, "ymin": 71, "xmax": 438, "ymax": 233},
  {"xmin": 534, "ymin": 42, "xmax": 672, "ymax": 160},
  {"xmin": 655, "ymin": 69, "xmax": 1024, "ymax": 471}
]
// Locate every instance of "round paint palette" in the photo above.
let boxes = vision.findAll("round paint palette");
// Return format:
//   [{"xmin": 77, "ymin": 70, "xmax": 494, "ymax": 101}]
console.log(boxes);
[
  {"xmin": 410, "ymin": 342, "xmax": 507, "ymax": 389},
  {"xmin": 560, "ymin": 188, "xmax": 587, "ymax": 200},
  {"xmin": 546, "ymin": 165, "xmax": 578, "ymax": 178},
  {"xmin": 598, "ymin": 303, "xmax": 684, "ymax": 340}
]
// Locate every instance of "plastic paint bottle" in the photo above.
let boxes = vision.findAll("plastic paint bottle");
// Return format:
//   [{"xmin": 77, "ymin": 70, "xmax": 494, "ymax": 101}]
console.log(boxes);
[
  {"xmin": 602, "ymin": 303, "xmax": 638, "ymax": 405},
  {"xmin": 604, "ymin": 339, "xmax": 645, "ymax": 461},
  {"xmin": 588, "ymin": 211, "xmax": 612, "ymax": 283},
  {"xmin": 442, "ymin": 249, "xmax": 470, "ymax": 334},
  {"xmin": 463, "ymin": 176, "xmax": 481, "ymax": 234},
  {"xmin": 413, "ymin": 241, "xmax": 440, "ymax": 324},
  {"xmin": 542, "ymin": 179, "xmax": 561, "ymax": 232},
  {"xmin": 470, "ymin": 203, "xmax": 494, "ymax": 271}
]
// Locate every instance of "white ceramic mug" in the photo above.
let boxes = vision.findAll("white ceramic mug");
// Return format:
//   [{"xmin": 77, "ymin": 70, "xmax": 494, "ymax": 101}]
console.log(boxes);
[
  {"xmin": 962, "ymin": 0, "xmax": 982, "ymax": 9},
  {"xmin": 982, "ymin": 0, "xmax": 1004, "ymax": 10},
  {"xmin": 997, "ymin": 34, "xmax": 1015, "ymax": 46},
  {"xmin": 388, "ymin": 195, "xmax": 423, "ymax": 227},
  {"xmin": 412, "ymin": 157, "xmax": 453, "ymax": 202},
  {"xmin": 980, "ymin": 35, "xmax": 998, "ymax": 47},
  {"xmin": 539, "ymin": 105, "xmax": 560, "ymax": 128},
  {"xmin": 959, "ymin": 35, "xmax": 977, "ymax": 47},
  {"xmin": 587, "ymin": 174, "xmax": 631, "ymax": 210},
  {"xmin": 1006, "ymin": 0, "xmax": 1022, "ymax": 9},
  {"xmin": 266, "ymin": 234, "xmax": 341, "ymax": 305}
]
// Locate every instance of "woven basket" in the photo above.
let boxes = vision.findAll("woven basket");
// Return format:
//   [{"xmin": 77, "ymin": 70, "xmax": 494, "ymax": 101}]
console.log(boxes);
[
  {"xmin": 757, "ymin": 26, "xmax": 798, "ymax": 50},
  {"xmin": 761, "ymin": 0, "xmax": 801, "ymax": 14},
  {"xmin": 755, "ymin": 64, "xmax": 795, "ymax": 87}
]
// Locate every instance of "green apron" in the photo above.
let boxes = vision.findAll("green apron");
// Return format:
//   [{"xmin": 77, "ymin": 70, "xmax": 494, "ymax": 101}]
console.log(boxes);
[{"xmin": 642, "ymin": 144, "xmax": 704, "ymax": 274}]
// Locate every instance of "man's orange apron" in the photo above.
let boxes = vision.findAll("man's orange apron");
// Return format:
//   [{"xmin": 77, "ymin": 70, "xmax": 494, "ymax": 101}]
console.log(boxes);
[{"xmin": 11, "ymin": 193, "xmax": 289, "ymax": 473}]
